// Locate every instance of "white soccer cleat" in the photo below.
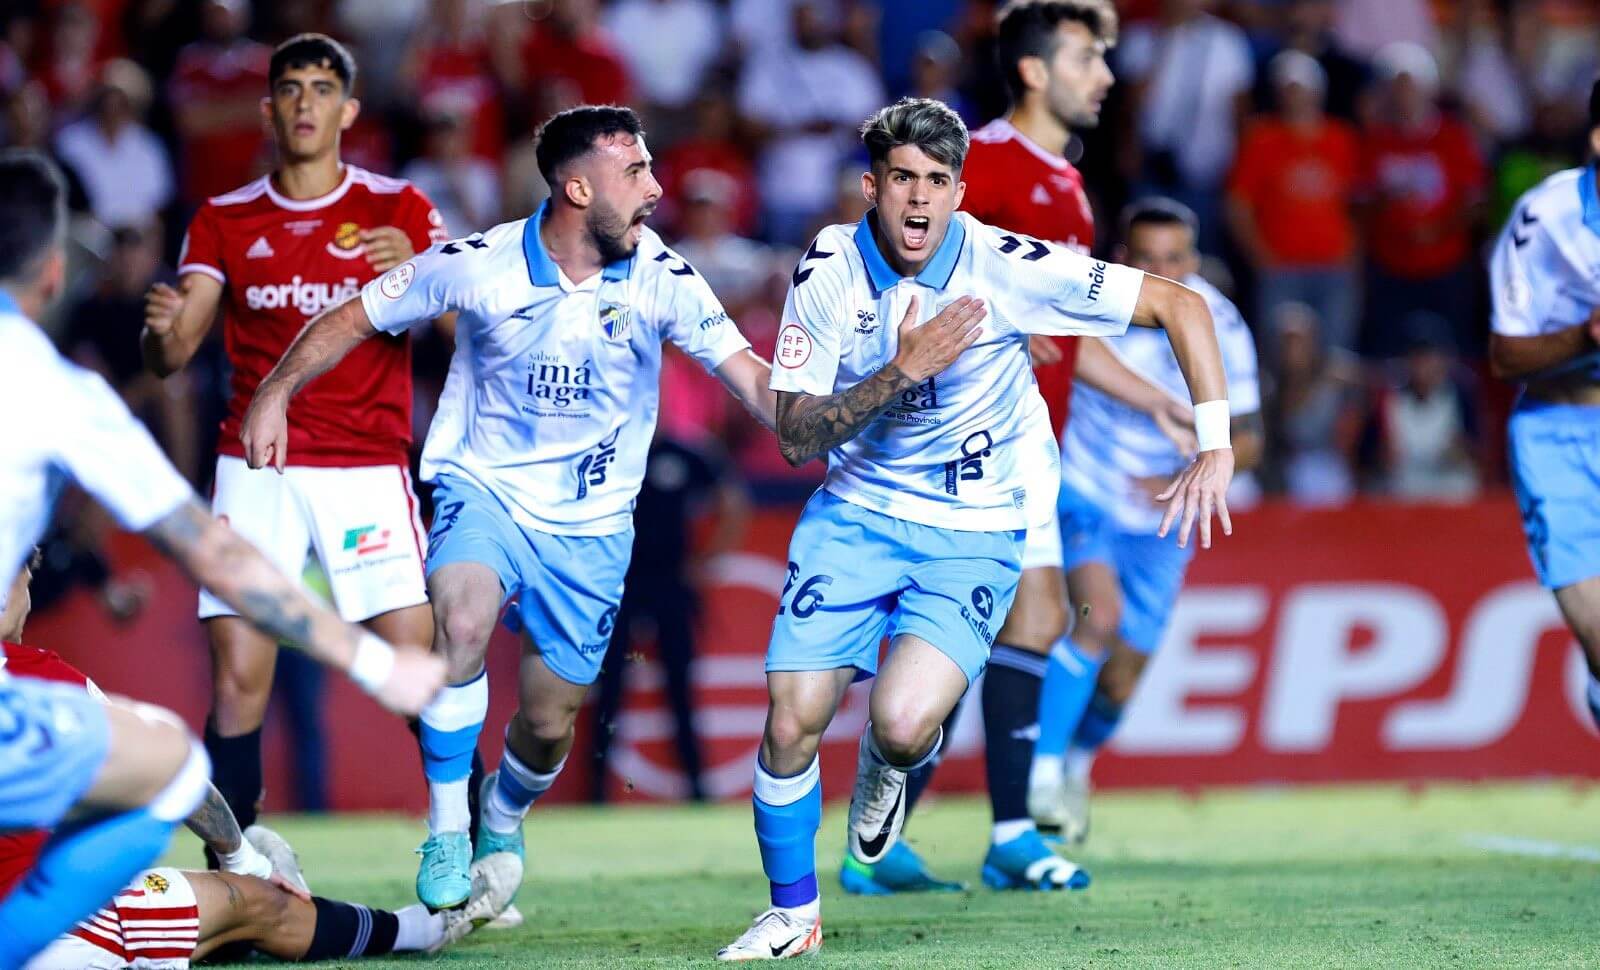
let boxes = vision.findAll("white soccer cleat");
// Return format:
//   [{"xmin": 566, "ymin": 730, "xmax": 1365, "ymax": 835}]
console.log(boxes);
[
  {"xmin": 1059, "ymin": 772, "xmax": 1092, "ymax": 846},
  {"xmin": 244, "ymin": 824, "xmax": 310, "ymax": 895},
  {"xmin": 1026, "ymin": 761, "xmax": 1068, "ymax": 831},
  {"xmin": 716, "ymin": 908, "xmax": 822, "ymax": 961},
  {"xmin": 429, "ymin": 853, "xmax": 524, "ymax": 952},
  {"xmin": 485, "ymin": 902, "xmax": 525, "ymax": 930},
  {"xmin": 846, "ymin": 733, "xmax": 908, "ymax": 865}
]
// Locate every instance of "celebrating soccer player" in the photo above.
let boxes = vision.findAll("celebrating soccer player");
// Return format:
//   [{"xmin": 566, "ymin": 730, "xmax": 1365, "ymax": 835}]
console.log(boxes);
[
  {"xmin": 715, "ymin": 98, "xmax": 1233, "ymax": 961},
  {"xmin": 0, "ymin": 148, "xmax": 442, "ymax": 968},
  {"xmin": 1028, "ymin": 198, "xmax": 1262, "ymax": 847},
  {"xmin": 844, "ymin": 0, "xmax": 1199, "ymax": 895},
  {"xmin": 141, "ymin": 33, "xmax": 450, "ymax": 839},
  {"xmin": 236, "ymin": 105, "xmax": 777, "ymax": 914},
  {"xmin": 1490, "ymin": 80, "xmax": 1600, "ymax": 733}
]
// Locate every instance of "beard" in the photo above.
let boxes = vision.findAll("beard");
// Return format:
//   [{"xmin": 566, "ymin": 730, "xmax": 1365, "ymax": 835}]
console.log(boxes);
[{"xmin": 586, "ymin": 198, "xmax": 649, "ymax": 265}]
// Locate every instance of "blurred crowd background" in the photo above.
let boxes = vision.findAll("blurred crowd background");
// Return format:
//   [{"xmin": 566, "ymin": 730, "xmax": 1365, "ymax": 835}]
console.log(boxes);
[{"xmin": 10, "ymin": 0, "xmax": 1600, "ymax": 804}]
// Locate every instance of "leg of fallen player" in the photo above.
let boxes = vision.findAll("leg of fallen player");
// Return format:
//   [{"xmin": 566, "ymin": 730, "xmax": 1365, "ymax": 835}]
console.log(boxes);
[{"xmin": 188, "ymin": 871, "xmax": 456, "ymax": 959}]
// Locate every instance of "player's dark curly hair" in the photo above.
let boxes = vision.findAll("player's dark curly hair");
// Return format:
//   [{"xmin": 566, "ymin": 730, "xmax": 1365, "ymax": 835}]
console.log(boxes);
[
  {"xmin": 996, "ymin": 0, "xmax": 1120, "ymax": 102},
  {"xmin": 535, "ymin": 105, "xmax": 647, "ymax": 185},
  {"xmin": 0, "ymin": 150, "xmax": 65, "ymax": 286},
  {"xmin": 270, "ymin": 33, "xmax": 357, "ymax": 94},
  {"xmin": 860, "ymin": 98, "xmax": 969, "ymax": 173}
]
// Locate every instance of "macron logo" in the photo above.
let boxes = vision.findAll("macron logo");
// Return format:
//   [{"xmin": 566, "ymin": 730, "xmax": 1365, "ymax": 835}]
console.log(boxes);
[
  {"xmin": 1086, "ymin": 260, "xmax": 1107, "ymax": 301},
  {"xmin": 246, "ymin": 237, "xmax": 275, "ymax": 259}
]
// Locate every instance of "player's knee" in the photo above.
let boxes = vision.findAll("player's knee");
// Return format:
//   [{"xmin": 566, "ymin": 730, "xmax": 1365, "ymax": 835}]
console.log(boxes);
[
  {"xmin": 999, "ymin": 598, "xmax": 1066, "ymax": 651},
  {"xmin": 434, "ymin": 604, "xmax": 496, "ymax": 663},
  {"xmin": 870, "ymin": 710, "xmax": 940, "ymax": 766},
  {"xmin": 1073, "ymin": 604, "xmax": 1121, "ymax": 654},
  {"xmin": 511, "ymin": 705, "xmax": 576, "ymax": 749},
  {"xmin": 236, "ymin": 873, "xmax": 294, "ymax": 935},
  {"xmin": 212, "ymin": 664, "xmax": 272, "ymax": 726},
  {"xmin": 764, "ymin": 710, "xmax": 824, "ymax": 763}
]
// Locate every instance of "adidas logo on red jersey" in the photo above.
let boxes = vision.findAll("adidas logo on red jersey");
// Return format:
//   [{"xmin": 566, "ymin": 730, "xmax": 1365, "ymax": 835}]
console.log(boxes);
[{"xmin": 246, "ymin": 236, "xmax": 275, "ymax": 259}]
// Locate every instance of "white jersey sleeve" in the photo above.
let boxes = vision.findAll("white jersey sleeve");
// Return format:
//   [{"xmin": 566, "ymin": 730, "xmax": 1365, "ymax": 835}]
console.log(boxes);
[
  {"xmin": 1215, "ymin": 290, "xmax": 1262, "ymax": 414},
  {"xmin": 770, "ymin": 229, "xmax": 851, "ymax": 395},
  {"xmin": 967, "ymin": 218, "xmax": 1143, "ymax": 338},
  {"xmin": 648, "ymin": 248, "xmax": 751, "ymax": 372},
  {"xmin": 1490, "ymin": 201, "xmax": 1556, "ymax": 338},
  {"xmin": 361, "ymin": 234, "xmax": 487, "ymax": 336}
]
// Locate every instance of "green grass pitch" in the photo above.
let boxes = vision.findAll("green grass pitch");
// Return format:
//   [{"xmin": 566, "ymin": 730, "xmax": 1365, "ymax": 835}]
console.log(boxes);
[{"xmin": 188, "ymin": 783, "xmax": 1600, "ymax": 968}]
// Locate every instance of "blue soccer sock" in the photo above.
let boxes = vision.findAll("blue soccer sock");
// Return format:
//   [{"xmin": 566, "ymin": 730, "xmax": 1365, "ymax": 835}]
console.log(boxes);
[
  {"xmin": 1071, "ymin": 691, "xmax": 1125, "ymax": 754},
  {"xmin": 482, "ymin": 732, "xmax": 564, "ymax": 835},
  {"xmin": 1035, "ymin": 638, "xmax": 1104, "ymax": 762},
  {"xmin": 418, "ymin": 671, "xmax": 488, "ymax": 835},
  {"xmin": 753, "ymin": 755, "xmax": 822, "ymax": 914},
  {"xmin": 0, "ymin": 742, "xmax": 209, "ymax": 969}
]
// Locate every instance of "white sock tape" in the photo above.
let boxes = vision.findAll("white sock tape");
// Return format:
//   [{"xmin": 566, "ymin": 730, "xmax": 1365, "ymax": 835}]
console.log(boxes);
[
  {"xmin": 1194, "ymin": 399, "xmax": 1231, "ymax": 452},
  {"xmin": 349, "ymin": 633, "xmax": 396, "ymax": 696}
]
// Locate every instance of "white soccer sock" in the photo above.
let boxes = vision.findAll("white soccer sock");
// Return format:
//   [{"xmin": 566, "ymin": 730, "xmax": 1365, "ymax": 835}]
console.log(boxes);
[
  {"xmin": 392, "ymin": 903, "xmax": 445, "ymax": 951},
  {"xmin": 1030, "ymin": 753, "xmax": 1064, "ymax": 790},
  {"xmin": 483, "ymin": 745, "xmax": 564, "ymax": 835},
  {"xmin": 427, "ymin": 779, "xmax": 471, "ymax": 835},
  {"xmin": 777, "ymin": 898, "xmax": 821, "ymax": 921},
  {"xmin": 992, "ymin": 818, "xmax": 1036, "ymax": 845},
  {"xmin": 1065, "ymin": 745, "xmax": 1096, "ymax": 782}
]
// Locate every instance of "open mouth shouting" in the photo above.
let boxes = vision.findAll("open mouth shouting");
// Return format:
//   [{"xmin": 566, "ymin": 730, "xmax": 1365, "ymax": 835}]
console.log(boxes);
[{"xmin": 903, "ymin": 214, "xmax": 931, "ymax": 251}]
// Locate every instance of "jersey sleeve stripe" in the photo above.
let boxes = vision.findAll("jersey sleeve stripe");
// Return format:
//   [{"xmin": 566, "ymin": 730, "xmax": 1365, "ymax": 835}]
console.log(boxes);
[{"xmin": 176, "ymin": 263, "xmax": 225, "ymax": 283}]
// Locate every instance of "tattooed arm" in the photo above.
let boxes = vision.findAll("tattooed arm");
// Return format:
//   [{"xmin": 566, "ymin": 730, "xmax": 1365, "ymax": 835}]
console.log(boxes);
[
  {"xmin": 777, "ymin": 296, "xmax": 988, "ymax": 466},
  {"xmin": 184, "ymin": 782, "xmax": 247, "ymax": 857},
  {"xmin": 143, "ymin": 500, "xmax": 445, "ymax": 715}
]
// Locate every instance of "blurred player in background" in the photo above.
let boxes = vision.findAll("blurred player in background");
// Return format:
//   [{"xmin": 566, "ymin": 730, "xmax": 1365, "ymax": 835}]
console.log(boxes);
[
  {"xmin": 717, "ymin": 98, "xmax": 1234, "ymax": 961},
  {"xmin": 141, "ymin": 33, "xmax": 449, "ymax": 837},
  {"xmin": 847, "ymin": 0, "xmax": 1196, "ymax": 895},
  {"xmin": 1028, "ymin": 198, "xmax": 1262, "ymax": 846},
  {"xmin": 237, "ymin": 104, "xmax": 777, "ymax": 913},
  {"xmin": 0, "ymin": 150, "xmax": 441, "ymax": 969},
  {"xmin": 1490, "ymin": 81, "xmax": 1600, "ymax": 734}
]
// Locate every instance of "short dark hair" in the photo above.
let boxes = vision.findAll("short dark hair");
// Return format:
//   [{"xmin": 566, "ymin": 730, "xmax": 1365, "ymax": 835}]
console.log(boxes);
[
  {"xmin": 534, "ymin": 105, "xmax": 646, "ymax": 186},
  {"xmin": 996, "ymin": 0, "xmax": 1119, "ymax": 102},
  {"xmin": 0, "ymin": 150, "xmax": 66, "ymax": 284},
  {"xmin": 1591, "ymin": 77, "xmax": 1599, "ymax": 128},
  {"xmin": 269, "ymin": 33, "xmax": 356, "ymax": 93},
  {"xmin": 1120, "ymin": 195, "xmax": 1199, "ymax": 242},
  {"xmin": 860, "ymin": 98, "xmax": 969, "ymax": 172}
]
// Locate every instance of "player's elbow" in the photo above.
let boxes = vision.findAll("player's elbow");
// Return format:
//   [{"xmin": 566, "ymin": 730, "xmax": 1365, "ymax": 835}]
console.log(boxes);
[
  {"xmin": 777, "ymin": 437, "xmax": 813, "ymax": 468},
  {"xmin": 1487, "ymin": 335, "xmax": 1524, "ymax": 381}
]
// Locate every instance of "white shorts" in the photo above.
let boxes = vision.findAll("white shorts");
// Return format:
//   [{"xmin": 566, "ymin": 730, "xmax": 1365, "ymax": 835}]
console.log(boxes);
[
  {"xmin": 198, "ymin": 455, "xmax": 427, "ymax": 623},
  {"xmin": 1020, "ymin": 501, "xmax": 1064, "ymax": 572},
  {"xmin": 26, "ymin": 868, "xmax": 199, "ymax": 969}
]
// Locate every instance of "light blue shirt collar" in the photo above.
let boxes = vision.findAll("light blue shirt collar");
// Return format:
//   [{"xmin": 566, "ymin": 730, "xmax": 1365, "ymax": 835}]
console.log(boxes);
[
  {"xmin": 852, "ymin": 208, "xmax": 966, "ymax": 294},
  {"xmin": 0, "ymin": 288, "xmax": 19, "ymax": 318},
  {"xmin": 522, "ymin": 200, "xmax": 636, "ymax": 287},
  {"xmin": 1579, "ymin": 163, "xmax": 1600, "ymax": 238}
]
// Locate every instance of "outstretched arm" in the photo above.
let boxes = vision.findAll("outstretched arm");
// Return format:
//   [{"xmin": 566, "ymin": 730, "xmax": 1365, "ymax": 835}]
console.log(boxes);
[
  {"xmin": 239, "ymin": 296, "xmax": 377, "ymax": 470},
  {"xmin": 1075, "ymin": 337, "xmax": 1197, "ymax": 454},
  {"xmin": 714, "ymin": 349, "xmax": 780, "ymax": 432}
]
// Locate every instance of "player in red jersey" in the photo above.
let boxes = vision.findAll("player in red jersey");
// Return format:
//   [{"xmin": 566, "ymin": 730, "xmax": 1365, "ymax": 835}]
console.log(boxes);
[
  {"xmin": 141, "ymin": 34, "xmax": 450, "ymax": 837},
  {"xmin": 839, "ymin": 0, "xmax": 1195, "ymax": 896}
]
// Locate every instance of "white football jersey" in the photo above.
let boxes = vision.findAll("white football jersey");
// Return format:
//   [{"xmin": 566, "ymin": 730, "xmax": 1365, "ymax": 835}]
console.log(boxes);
[
  {"xmin": 362, "ymin": 203, "xmax": 751, "ymax": 536},
  {"xmin": 1061, "ymin": 274, "xmax": 1260, "ymax": 533},
  {"xmin": 0, "ymin": 300, "xmax": 193, "ymax": 607},
  {"xmin": 1490, "ymin": 165, "xmax": 1600, "ymax": 382},
  {"xmin": 771, "ymin": 211, "xmax": 1144, "ymax": 532}
]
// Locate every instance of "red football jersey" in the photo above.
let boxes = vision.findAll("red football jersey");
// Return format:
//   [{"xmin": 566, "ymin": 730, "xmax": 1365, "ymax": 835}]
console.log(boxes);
[
  {"xmin": 179, "ymin": 166, "xmax": 448, "ymax": 467},
  {"xmin": 961, "ymin": 118, "xmax": 1098, "ymax": 436},
  {"xmin": 0, "ymin": 642, "xmax": 95, "ymax": 898}
]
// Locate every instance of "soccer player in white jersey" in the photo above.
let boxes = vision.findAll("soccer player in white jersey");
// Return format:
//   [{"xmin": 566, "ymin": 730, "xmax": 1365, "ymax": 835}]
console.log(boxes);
[
  {"xmin": 715, "ymin": 99, "xmax": 1235, "ymax": 961},
  {"xmin": 0, "ymin": 151, "xmax": 443, "ymax": 968},
  {"xmin": 1490, "ymin": 81, "xmax": 1600, "ymax": 734},
  {"xmin": 1027, "ymin": 199, "xmax": 1262, "ymax": 846},
  {"xmin": 237, "ymin": 105, "xmax": 777, "ymax": 913}
]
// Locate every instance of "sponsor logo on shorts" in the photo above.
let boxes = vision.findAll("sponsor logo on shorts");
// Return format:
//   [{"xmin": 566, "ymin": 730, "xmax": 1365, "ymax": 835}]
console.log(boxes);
[
  {"xmin": 960, "ymin": 584, "xmax": 997, "ymax": 645},
  {"xmin": 343, "ymin": 525, "xmax": 391, "ymax": 557},
  {"xmin": 777, "ymin": 324, "xmax": 812, "ymax": 369},
  {"xmin": 943, "ymin": 429, "xmax": 993, "ymax": 495},
  {"xmin": 379, "ymin": 263, "xmax": 414, "ymax": 300}
]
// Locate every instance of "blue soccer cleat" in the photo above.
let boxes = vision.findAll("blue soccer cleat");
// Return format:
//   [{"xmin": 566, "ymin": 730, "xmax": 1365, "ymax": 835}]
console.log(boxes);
[
  {"xmin": 415, "ymin": 831, "xmax": 473, "ymax": 911},
  {"xmin": 981, "ymin": 829, "xmax": 1091, "ymax": 892},
  {"xmin": 839, "ymin": 840, "xmax": 966, "ymax": 895}
]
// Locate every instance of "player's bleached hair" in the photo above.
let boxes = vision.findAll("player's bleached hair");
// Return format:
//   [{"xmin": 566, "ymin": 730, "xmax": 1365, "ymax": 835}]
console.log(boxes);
[
  {"xmin": 996, "ymin": 0, "xmax": 1120, "ymax": 102},
  {"xmin": 1119, "ymin": 196, "xmax": 1200, "ymax": 243},
  {"xmin": 860, "ymin": 98, "xmax": 969, "ymax": 173},
  {"xmin": 0, "ymin": 149, "xmax": 66, "ymax": 286}
]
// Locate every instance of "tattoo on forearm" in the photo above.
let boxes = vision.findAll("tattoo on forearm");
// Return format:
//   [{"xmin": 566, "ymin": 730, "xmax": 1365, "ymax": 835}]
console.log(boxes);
[
  {"xmin": 144, "ymin": 500, "xmax": 209, "ymax": 559},
  {"xmin": 777, "ymin": 365, "xmax": 918, "ymax": 466},
  {"xmin": 185, "ymin": 783, "xmax": 243, "ymax": 855}
]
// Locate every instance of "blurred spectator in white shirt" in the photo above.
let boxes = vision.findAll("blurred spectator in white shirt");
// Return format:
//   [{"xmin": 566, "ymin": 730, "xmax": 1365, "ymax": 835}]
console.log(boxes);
[
  {"xmin": 401, "ymin": 103, "xmax": 499, "ymax": 235},
  {"xmin": 55, "ymin": 59, "xmax": 173, "ymax": 231},
  {"xmin": 605, "ymin": 0, "xmax": 726, "ymax": 113},
  {"xmin": 672, "ymin": 168, "xmax": 774, "ymax": 313}
]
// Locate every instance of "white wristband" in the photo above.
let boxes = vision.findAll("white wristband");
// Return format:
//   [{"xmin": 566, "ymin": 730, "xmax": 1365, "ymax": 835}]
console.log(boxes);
[
  {"xmin": 219, "ymin": 840, "xmax": 272, "ymax": 879},
  {"xmin": 1194, "ymin": 399, "xmax": 1231, "ymax": 452},
  {"xmin": 349, "ymin": 633, "xmax": 396, "ymax": 696}
]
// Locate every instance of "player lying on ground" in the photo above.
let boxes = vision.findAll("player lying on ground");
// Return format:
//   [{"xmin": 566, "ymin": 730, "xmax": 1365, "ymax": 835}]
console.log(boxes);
[
  {"xmin": 0, "ymin": 561, "xmax": 515, "ymax": 968},
  {"xmin": 142, "ymin": 32, "xmax": 448, "ymax": 842},
  {"xmin": 236, "ymin": 104, "xmax": 778, "ymax": 913},
  {"xmin": 0, "ymin": 152, "xmax": 443, "ymax": 970},
  {"xmin": 1490, "ymin": 79, "xmax": 1600, "ymax": 735},
  {"xmin": 717, "ymin": 97, "xmax": 1233, "ymax": 961},
  {"xmin": 1027, "ymin": 198, "xmax": 1262, "ymax": 846}
]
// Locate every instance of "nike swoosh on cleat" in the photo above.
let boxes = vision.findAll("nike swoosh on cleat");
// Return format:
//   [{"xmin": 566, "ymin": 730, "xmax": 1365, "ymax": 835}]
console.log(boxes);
[
  {"xmin": 855, "ymin": 788, "xmax": 905, "ymax": 859},
  {"xmin": 771, "ymin": 934, "xmax": 803, "ymax": 957}
]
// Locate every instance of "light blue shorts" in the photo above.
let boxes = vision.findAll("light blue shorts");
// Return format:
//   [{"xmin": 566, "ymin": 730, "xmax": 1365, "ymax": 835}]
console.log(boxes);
[
  {"xmin": 1058, "ymin": 481, "xmax": 1194, "ymax": 654},
  {"xmin": 1508, "ymin": 399, "xmax": 1600, "ymax": 590},
  {"xmin": 0, "ymin": 677, "xmax": 110, "ymax": 830},
  {"xmin": 765, "ymin": 490, "xmax": 1024, "ymax": 686},
  {"xmin": 426, "ymin": 475, "xmax": 632, "ymax": 686}
]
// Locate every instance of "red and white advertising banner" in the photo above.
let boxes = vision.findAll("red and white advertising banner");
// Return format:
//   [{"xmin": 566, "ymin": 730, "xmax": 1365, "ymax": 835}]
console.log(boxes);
[{"xmin": 28, "ymin": 495, "xmax": 1594, "ymax": 811}]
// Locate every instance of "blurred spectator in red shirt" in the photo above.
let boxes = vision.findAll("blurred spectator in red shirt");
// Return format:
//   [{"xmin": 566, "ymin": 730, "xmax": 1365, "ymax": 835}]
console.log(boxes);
[
  {"xmin": 169, "ymin": 0, "xmax": 271, "ymax": 206},
  {"xmin": 1229, "ymin": 51, "xmax": 1361, "ymax": 351},
  {"xmin": 1359, "ymin": 42, "xmax": 1486, "ymax": 356},
  {"xmin": 655, "ymin": 90, "xmax": 759, "ymax": 237},
  {"xmin": 492, "ymin": 0, "xmax": 631, "ymax": 131},
  {"xmin": 398, "ymin": 0, "xmax": 505, "ymax": 164},
  {"xmin": 38, "ymin": 1, "xmax": 103, "ymax": 116}
]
